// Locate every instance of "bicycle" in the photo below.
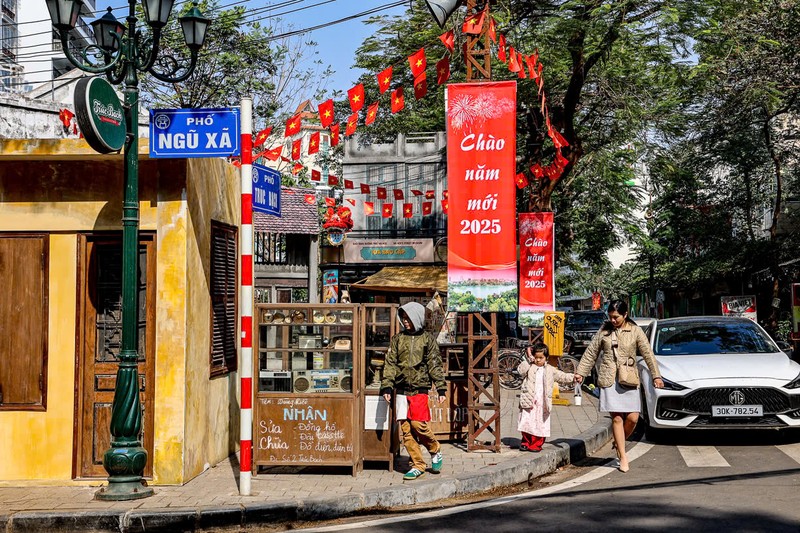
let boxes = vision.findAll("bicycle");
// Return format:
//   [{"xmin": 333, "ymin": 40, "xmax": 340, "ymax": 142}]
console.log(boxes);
[{"xmin": 497, "ymin": 340, "xmax": 580, "ymax": 391}]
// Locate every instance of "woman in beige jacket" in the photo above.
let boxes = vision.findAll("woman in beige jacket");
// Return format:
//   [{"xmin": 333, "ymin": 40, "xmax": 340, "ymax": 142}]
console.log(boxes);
[{"xmin": 575, "ymin": 300, "xmax": 664, "ymax": 472}]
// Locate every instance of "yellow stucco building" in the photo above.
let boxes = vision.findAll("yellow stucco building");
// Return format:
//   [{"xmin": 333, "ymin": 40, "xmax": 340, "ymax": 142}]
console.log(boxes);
[{"xmin": 0, "ymin": 138, "xmax": 241, "ymax": 486}]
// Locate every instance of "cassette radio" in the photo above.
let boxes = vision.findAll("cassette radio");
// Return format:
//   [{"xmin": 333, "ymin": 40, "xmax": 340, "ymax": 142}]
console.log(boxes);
[
  {"xmin": 259, "ymin": 370, "xmax": 292, "ymax": 392},
  {"xmin": 293, "ymin": 370, "xmax": 351, "ymax": 393}
]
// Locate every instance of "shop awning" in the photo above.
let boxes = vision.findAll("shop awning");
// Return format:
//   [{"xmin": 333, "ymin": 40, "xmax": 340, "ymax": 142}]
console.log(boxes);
[{"xmin": 350, "ymin": 266, "xmax": 448, "ymax": 294}]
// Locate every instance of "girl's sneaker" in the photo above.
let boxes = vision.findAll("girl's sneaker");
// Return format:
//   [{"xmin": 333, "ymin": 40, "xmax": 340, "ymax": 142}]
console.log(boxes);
[
  {"xmin": 403, "ymin": 468, "xmax": 425, "ymax": 480},
  {"xmin": 431, "ymin": 452, "xmax": 443, "ymax": 473}
]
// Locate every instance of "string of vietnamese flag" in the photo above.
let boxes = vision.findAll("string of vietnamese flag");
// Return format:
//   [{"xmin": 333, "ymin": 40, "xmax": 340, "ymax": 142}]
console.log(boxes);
[{"xmin": 237, "ymin": 7, "xmax": 569, "ymax": 218}]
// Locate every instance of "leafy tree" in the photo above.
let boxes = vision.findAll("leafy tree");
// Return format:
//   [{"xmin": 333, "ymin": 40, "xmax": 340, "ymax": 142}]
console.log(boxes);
[{"xmin": 140, "ymin": 1, "xmax": 333, "ymax": 127}]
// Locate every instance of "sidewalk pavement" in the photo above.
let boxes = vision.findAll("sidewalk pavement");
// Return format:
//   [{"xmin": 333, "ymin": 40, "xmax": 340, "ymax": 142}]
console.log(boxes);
[{"xmin": 0, "ymin": 389, "xmax": 611, "ymax": 532}]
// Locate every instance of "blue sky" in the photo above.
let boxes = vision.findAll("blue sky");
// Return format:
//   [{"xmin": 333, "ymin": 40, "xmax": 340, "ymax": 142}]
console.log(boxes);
[{"xmin": 246, "ymin": 1, "xmax": 408, "ymax": 93}]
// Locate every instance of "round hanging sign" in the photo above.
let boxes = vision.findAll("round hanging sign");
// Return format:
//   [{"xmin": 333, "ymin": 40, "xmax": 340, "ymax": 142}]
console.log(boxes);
[{"xmin": 74, "ymin": 76, "xmax": 126, "ymax": 154}]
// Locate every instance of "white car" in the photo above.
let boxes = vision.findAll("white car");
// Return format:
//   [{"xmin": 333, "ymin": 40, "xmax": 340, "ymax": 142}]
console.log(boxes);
[{"xmin": 639, "ymin": 316, "xmax": 800, "ymax": 437}]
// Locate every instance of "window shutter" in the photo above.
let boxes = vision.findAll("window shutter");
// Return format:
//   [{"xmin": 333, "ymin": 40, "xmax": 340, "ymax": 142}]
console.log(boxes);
[
  {"xmin": 0, "ymin": 234, "xmax": 48, "ymax": 410},
  {"xmin": 210, "ymin": 222, "xmax": 238, "ymax": 377}
]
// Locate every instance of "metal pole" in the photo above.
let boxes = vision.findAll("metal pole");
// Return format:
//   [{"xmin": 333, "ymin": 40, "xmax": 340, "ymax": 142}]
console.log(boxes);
[
  {"xmin": 96, "ymin": 0, "xmax": 153, "ymax": 500},
  {"xmin": 239, "ymin": 97, "xmax": 254, "ymax": 496}
]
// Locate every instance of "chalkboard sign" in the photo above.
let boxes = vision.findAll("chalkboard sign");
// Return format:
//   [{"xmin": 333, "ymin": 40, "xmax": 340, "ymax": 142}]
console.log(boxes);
[{"xmin": 254, "ymin": 395, "xmax": 356, "ymax": 468}]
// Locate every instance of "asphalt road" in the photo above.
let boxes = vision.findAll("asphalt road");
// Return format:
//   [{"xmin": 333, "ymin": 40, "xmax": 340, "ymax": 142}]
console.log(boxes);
[{"xmin": 300, "ymin": 430, "xmax": 800, "ymax": 533}]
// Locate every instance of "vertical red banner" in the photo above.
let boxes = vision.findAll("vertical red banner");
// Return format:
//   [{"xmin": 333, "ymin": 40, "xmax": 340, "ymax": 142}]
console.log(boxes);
[
  {"xmin": 446, "ymin": 81, "xmax": 517, "ymax": 312},
  {"xmin": 519, "ymin": 212, "xmax": 555, "ymax": 324}
]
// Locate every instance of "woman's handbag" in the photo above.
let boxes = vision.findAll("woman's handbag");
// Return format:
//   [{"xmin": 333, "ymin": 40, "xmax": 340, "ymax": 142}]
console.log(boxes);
[{"xmin": 611, "ymin": 331, "xmax": 640, "ymax": 388}]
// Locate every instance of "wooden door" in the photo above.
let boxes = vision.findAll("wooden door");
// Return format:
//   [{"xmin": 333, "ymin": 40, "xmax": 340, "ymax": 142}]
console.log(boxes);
[{"xmin": 74, "ymin": 234, "xmax": 156, "ymax": 479}]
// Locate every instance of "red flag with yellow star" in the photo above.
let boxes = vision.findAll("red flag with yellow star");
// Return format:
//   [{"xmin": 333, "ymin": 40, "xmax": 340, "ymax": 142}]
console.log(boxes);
[
  {"xmin": 530, "ymin": 163, "xmax": 544, "ymax": 179},
  {"xmin": 346, "ymin": 199, "xmax": 355, "ymax": 206},
  {"xmin": 308, "ymin": 131, "xmax": 320, "ymax": 155},
  {"xmin": 414, "ymin": 72, "xmax": 427, "ymax": 100},
  {"xmin": 425, "ymin": 190, "xmax": 435, "ymax": 199},
  {"xmin": 508, "ymin": 47, "xmax": 521, "ymax": 72},
  {"xmin": 311, "ymin": 169, "xmax": 321, "ymax": 181},
  {"xmin": 403, "ymin": 203, "xmax": 413, "ymax": 218},
  {"xmin": 462, "ymin": 9, "xmax": 486, "ymax": 35},
  {"xmin": 345, "ymin": 113, "xmax": 358, "ymax": 136},
  {"xmin": 348, "ymin": 83, "xmax": 365, "ymax": 112},
  {"xmin": 325, "ymin": 197, "xmax": 336, "ymax": 207},
  {"xmin": 411, "ymin": 189, "xmax": 423, "ymax": 196},
  {"xmin": 442, "ymin": 189, "xmax": 449, "ymax": 199},
  {"xmin": 292, "ymin": 163, "xmax": 304, "ymax": 175},
  {"xmin": 364, "ymin": 202, "xmax": 375, "ymax": 216},
  {"xmin": 318, "ymin": 99, "xmax": 335, "ymax": 128},
  {"xmin": 439, "ymin": 30, "xmax": 454, "ymax": 53},
  {"xmin": 377, "ymin": 66, "xmax": 393, "ymax": 94},
  {"xmin": 393, "ymin": 189, "xmax": 404, "ymax": 200},
  {"xmin": 422, "ymin": 201, "xmax": 433, "ymax": 216},
  {"xmin": 382, "ymin": 203, "xmax": 393, "ymax": 218},
  {"xmin": 488, "ymin": 17, "xmax": 497, "ymax": 42},
  {"xmin": 285, "ymin": 114, "xmax": 301, "ymax": 137},
  {"xmin": 328, "ymin": 175, "xmax": 339, "ymax": 186},
  {"xmin": 304, "ymin": 194, "xmax": 316, "ymax": 205},
  {"xmin": 330, "ymin": 123, "xmax": 340, "ymax": 146},
  {"xmin": 360, "ymin": 183, "xmax": 370, "ymax": 194},
  {"xmin": 517, "ymin": 52, "xmax": 526, "ymax": 78},
  {"xmin": 377, "ymin": 187, "xmax": 387, "ymax": 199},
  {"xmin": 59, "ymin": 108, "xmax": 74, "ymax": 128},
  {"xmin": 441, "ymin": 199, "xmax": 449, "ymax": 214},
  {"xmin": 515, "ymin": 172, "xmax": 529, "ymax": 189},
  {"xmin": 436, "ymin": 56, "xmax": 450, "ymax": 85},
  {"xmin": 408, "ymin": 47, "xmax": 427, "ymax": 77},
  {"xmin": 264, "ymin": 145, "xmax": 282, "ymax": 161},
  {"xmin": 291, "ymin": 139, "xmax": 302, "ymax": 160},
  {"xmin": 253, "ymin": 126, "xmax": 272, "ymax": 147},
  {"xmin": 365, "ymin": 102, "xmax": 379, "ymax": 125},
  {"xmin": 344, "ymin": 179, "xmax": 354, "ymax": 189},
  {"xmin": 498, "ymin": 34, "xmax": 506, "ymax": 62},
  {"xmin": 391, "ymin": 87, "xmax": 405, "ymax": 114}
]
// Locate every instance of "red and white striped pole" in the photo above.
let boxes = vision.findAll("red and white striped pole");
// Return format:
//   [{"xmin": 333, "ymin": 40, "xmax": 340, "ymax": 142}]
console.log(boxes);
[{"xmin": 239, "ymin": 97, "xmax": 254, "ymax": 496}]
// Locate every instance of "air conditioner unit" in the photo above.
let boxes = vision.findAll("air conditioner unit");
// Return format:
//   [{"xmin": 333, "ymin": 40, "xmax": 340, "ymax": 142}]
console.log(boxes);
[{"xmin": 294, "ymin": 369, "xmax": 351, "ymax": 393}]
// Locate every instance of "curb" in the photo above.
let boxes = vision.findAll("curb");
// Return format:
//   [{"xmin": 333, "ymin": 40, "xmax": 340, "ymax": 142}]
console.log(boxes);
[{"xmin": 1, "ymin": 416, "xmax": 612, "ymax": 532}]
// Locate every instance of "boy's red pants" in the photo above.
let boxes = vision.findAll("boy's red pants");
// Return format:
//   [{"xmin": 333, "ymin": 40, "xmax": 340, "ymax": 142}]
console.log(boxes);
[{"xmin": 521, "ymin": 432, "xmax": 545, "ymax": 451}]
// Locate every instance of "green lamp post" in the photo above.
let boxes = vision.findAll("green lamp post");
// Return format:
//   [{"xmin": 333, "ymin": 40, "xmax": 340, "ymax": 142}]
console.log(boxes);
[{"xmin": 46, "ymin": 0, "xmax": 210, "ymax": 501}]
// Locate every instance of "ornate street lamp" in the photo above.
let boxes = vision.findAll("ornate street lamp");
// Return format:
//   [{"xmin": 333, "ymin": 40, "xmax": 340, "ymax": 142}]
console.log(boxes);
[{"xmin": 48, "ymin": 0, "xmax": 209, "ymax": 501}]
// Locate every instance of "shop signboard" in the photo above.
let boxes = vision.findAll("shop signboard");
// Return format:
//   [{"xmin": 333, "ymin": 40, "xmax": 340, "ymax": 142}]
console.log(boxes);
[
  {"xmin": 518, "ymin": 212, "xmax": 555, "ymax": 327},
  {"xmin": 721, "ymin": 295, "xmax": 757, "ymax": 321},
  {"xmin": 74, "ymin": 76, "xmax": 126, "ymax": 154},
  {"xmin": 445, "ymin": 81, "xmax": 518, "ymax": 312},
  {"xmin": 343, "ymin": 238, "xmax": 434, "ymax": 263},
  {"xmin": 254, "ymin": 396, "xmax": 354, "ymax": 466}
]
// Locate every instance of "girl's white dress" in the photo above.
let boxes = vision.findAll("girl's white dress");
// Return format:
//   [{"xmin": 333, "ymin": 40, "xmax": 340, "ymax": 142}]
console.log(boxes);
[{"xmin": 518, "ymin": 367, "xmax": 549, "ymax": 437}]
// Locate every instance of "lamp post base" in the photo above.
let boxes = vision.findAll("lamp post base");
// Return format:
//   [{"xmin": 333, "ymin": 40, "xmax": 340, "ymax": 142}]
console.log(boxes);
[
  {"xmin": 95, "ymin": 479, "xmax": 154, "ymax": 501},
  {"xmin": 95, "ymin": 445, "xmax": 154, "ymax": 501}
]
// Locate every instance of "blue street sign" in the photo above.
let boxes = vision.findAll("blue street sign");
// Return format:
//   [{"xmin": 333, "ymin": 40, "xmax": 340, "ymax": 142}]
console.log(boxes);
[
  {"xmin": 252, "ymin": 163, "xmax": 281, "ymax": 217},
  {"xmin": 149, "ymin": 108, "xmax": 240, "ymax": 158}
]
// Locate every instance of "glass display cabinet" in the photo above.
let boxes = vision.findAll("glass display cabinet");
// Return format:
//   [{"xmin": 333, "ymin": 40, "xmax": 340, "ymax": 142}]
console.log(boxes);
[
  {"xmin": 359, "ymin": 304, "xmax": 398, "ymax": 469},
  {"xmin": 253, "ymin": 304, "xmax": 362, "ymax": 476}
]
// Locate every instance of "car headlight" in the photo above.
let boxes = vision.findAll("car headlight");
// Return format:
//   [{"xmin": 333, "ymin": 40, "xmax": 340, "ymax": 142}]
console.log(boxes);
[
  {"xmin": 659, "ymin": 377, "xmax": 688, "ymax": 391},
  {"xmin": 785, "ymin": 372, "xmax": 800, "ymax": 389}
]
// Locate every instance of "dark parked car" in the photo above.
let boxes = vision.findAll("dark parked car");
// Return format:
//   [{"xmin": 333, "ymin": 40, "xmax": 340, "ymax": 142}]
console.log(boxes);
[{"xmin": 564, "ymin": 310, "xmax": 607, "ymax": 355}]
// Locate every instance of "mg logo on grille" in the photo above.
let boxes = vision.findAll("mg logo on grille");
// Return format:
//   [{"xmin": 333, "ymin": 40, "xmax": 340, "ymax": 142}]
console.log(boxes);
[{"xmin": 729, "ymin": 390, "xmax": 745, "ymax": 405}]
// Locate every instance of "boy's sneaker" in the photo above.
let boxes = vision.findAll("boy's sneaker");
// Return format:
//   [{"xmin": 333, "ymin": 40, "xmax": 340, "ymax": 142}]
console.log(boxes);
[
  {"xmin": 403, "ymin": 468, "xmax": 425, "ymax": 480},
  {"xmin": 431, "ymin": 451, "xmax": 443, "ymax": 473}
]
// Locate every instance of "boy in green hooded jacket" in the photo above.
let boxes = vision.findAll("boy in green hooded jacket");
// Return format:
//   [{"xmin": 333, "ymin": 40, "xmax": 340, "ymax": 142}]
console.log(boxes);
[{"xmin": 381, "ymin": 302, "xmax": 447, "ymax": 480}]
